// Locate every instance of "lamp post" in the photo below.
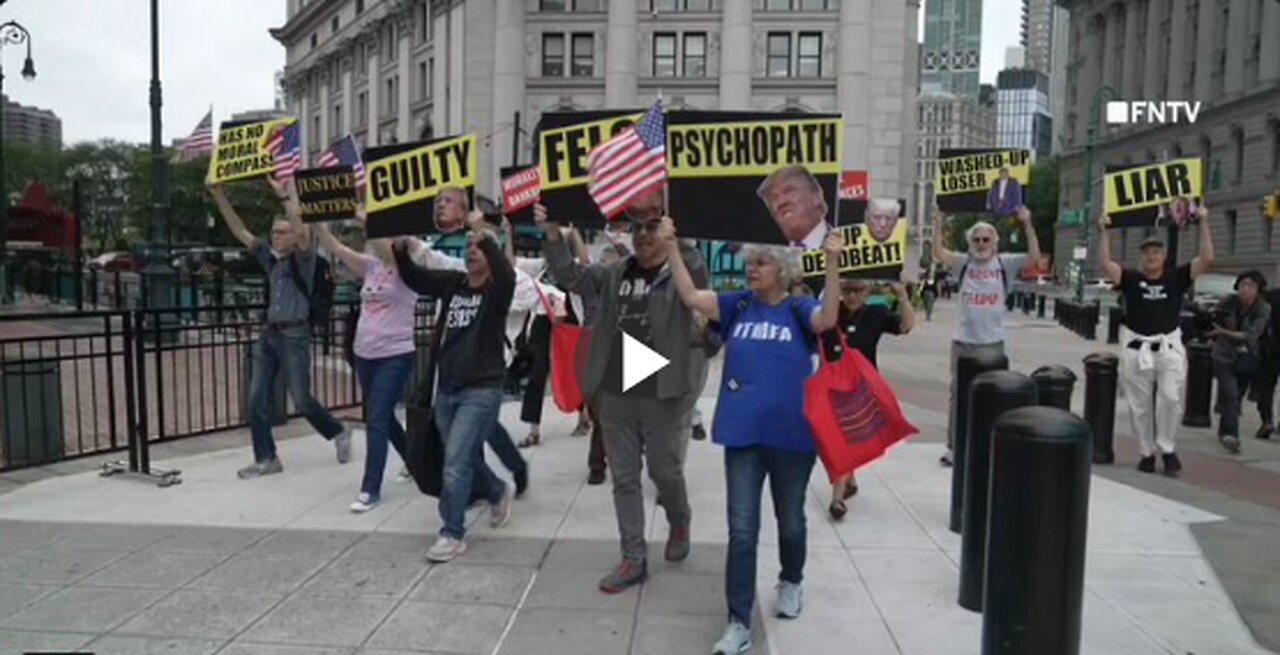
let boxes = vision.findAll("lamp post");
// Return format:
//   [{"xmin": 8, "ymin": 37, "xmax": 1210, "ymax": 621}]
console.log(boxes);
[
  {"xmin": 0, "ymin": 17, "xmax": 37, "ymax": 305},
  {"xmin": 143, "ymin": 0, "xmax": 173, "ymax": 314},
  {"xmin": 1076, "ymin": 84, "xmax": 1118, "ymax": 304}
]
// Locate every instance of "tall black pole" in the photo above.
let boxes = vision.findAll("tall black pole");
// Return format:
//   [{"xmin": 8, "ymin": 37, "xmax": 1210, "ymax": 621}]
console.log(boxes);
[
  {"xmin": 0, "ymin": 18, "xmax": 37, "ymax": 305},
  {"xmin": 511, "ymin": 110, "xmax": 520, "ymax": 166},
  {"xmin": 72, "ymin": 178, "xmax": 83, "ymax": 310},
  {"xmin": 144, "ymin": 0, "xmax": 173, "ymax": 314}
]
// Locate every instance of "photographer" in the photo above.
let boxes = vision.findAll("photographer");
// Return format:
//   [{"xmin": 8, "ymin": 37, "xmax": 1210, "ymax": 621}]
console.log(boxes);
[{"xmin": 1207, "ymin": 271, "xmax": 1271, "ymax": 454}]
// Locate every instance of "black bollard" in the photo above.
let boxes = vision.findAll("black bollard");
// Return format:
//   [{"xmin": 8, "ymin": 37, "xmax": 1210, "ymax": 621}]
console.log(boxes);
[
  {"xmin": 949, "ymin": 350, "xmax": 1009, "ymax": 534},
  {"xmin": 959, "ymin": 371, "xmax": 1038, "ymax": 612},
  {"xmin": 983, "ymin": 407, "xmax": 1092, "ymax": 655},
  {"xmin": 1022, "ymin": 293, "xmax": 1032, "ymax": 315},
  {"xmin": 1083, "ymin": 352, "xmax": 1119, "ymax": 464},
  {"xmin": 1107, "ymin": 307, "xmax": 1123, "ymax": 344},
  {"xmin": 1006, "ymin": 290, "xmax": 1017, "ymax": 311},
  {"xmin": 1037, "ymin": 294, "xmax": 1046, "ymax": 319},
  {"xmin": 1031, "ymin": 365, "xmax": 1077, "ymax": 411},
  {"xmin": 1083, "ymin": 303, "xmax": 1099, "ymax": 340},
  {"xmin": 1183, "ymin": 341, "xmax": 1213, "ymax": 427}
]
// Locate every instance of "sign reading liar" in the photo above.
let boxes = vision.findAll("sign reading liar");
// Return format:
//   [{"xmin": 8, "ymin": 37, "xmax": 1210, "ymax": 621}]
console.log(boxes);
[
  {"xmin": 206, "ymin": 117, "xmax": 296, "ymax": 184},
  {"xmin": 501, "ymin": 166, "xmax": 541, "ymax": 214},
  {"xmin": 1102, "ymin": 158, "xmax": 1202, "ymax": 228},
  {"xmin": 295, "ymin": 166, "xmax": 358, "ymax": 223}
]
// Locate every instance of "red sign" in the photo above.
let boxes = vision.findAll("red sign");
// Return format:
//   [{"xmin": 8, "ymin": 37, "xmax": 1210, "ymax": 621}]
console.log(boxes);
[
  {"xmin": 839, "ymin": 171, "xmax": 868, "ymax": 201},
  {"xmin": 502, "ymin": 166, "xmax": 541, "ymax": 214}
]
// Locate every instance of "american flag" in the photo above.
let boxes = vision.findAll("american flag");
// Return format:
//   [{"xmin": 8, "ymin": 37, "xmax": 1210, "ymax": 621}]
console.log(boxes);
[
  {"xmin": 316, "ymin": 134, "xmax": 366, "ymax": 190},
  {"xmin": 265, "ymin": 123, "xmax": 302, "ymax": 181},
  {"xmin": 172, "ymin": 109, "xmax": 213, "ymax": 163},
  {"xmin": 587, "ymin": 102, "xmax": 666, "ymax": 220}
]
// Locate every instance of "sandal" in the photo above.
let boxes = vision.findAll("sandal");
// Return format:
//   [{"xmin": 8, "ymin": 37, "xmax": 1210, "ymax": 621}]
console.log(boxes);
[
  {"xmin": 842, "ymin": 480, "xmax": 859, "ymax": 500},
  {"xmin": 829, "ymin": 498, "xmax": 847, "ymax": 521},
  {"xmin": 518, "ymin": 433, "xmax": 541, "ymax": 448},
  {"xmin": 571, "ymin": 420, "xmax": 591, "ymax": 437}
]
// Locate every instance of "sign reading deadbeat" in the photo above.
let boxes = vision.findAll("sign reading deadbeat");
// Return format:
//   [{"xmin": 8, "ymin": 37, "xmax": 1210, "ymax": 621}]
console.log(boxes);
[
  {"xmin": 206, "ymin": 116, "xmax": 296, "ymax": 184},
  {"xmin": 666, "ymin": 111, "xmax": 843, "ymax": 245},
  {"xmin": 1103, "ymin": 158, "xmax": 1203, "ymax": 228},
  {"xmin": 802, "ymin": 199, "xmax": 907, "ymax": 279},
  {"xmin": 934, "ymin": 148, "xmax": 1032, "ymax": 215},
  {"xmin": 535, "ymin": 111, "xmax": 643, "ymax": 225},
  {"xmin": 363, "ymin": 134, "xmax": 476, "ymax": 238},
  {"xmin": 295, "ymin": 166, "xmax": 358, "ymax": 223}
]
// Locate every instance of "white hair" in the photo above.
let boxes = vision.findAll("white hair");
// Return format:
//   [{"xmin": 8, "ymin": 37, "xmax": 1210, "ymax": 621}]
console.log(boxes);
[
  {"xmin": 869, "ymin": 198, "xmax": 900, "ymax": 216},
  {"xmin": 965, "ymin": 221, "xmax": 999, "ymax": 244},
  {"xmin": 741, "ymin": 243, "xmax": 802, "ymax": 288}
]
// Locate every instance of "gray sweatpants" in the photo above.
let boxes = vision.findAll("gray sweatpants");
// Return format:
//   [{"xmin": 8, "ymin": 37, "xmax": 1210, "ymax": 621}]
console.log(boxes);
[
  {"xmin": 597, "ymin": 391, "xmax": 693, "ymax": 564},
  {"xmin": 947, "ymin": 340, "xmax": 1006, "ymax": 450}
]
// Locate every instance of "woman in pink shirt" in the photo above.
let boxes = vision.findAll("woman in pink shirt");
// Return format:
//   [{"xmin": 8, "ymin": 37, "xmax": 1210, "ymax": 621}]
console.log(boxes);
[{"xmin": 316, "ymin": 222, "xmax": 418, "ymax": 513}]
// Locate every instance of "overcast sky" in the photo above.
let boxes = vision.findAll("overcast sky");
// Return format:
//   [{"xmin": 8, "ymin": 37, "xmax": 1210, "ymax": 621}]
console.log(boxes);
[{"xmin": 4, "ymin": 0, "xmax": 1018, "ymax": 147}]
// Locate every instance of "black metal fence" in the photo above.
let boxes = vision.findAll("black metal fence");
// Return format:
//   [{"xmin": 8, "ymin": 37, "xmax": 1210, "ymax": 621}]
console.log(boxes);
[{"xmin": 0, "ymin": 300, "xmax": 438, "ymax": 472}]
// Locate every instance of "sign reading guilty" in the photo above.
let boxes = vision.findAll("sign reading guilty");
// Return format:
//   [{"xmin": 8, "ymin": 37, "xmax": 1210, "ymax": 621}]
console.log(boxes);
[
  {"xmin": 363, "ymin": 133, "xmax": 476, "ymax": 238},
  {"xmin": 666, "ymin": 111, "xmax": 843, "ymax": 245},
  {"xmin": 296, "ymin": 166, "xmax": 357, "ymax": 223},
  {"xmin": 534, "ymin": 111, "xmax": 643, "ymax": 225},
  {"xmin": 206, "ymin": 116, "xmax": 297, "ymax": 184},
  {"xmin": 934, "ymin": 148, "xmax": 1032, "ymax": 215},
  {"xmin": 1102, "ymin": 158, "xmax": 1202, "ymax": 228}
]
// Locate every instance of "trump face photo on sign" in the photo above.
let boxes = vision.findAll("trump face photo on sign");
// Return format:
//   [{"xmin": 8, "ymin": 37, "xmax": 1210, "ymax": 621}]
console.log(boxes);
[{"xmin": 757, "ymin": 164, "xmax": 831, "ymax": 249}]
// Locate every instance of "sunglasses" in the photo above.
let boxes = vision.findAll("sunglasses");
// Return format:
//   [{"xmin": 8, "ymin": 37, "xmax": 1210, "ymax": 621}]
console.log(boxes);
[
  {"xmin": 970, "ymin": 236, "xmax": 992, "ymax": 244},
  {"xmin": 632, "ymin": 220, "xmax": 663, "ymax": 234}
]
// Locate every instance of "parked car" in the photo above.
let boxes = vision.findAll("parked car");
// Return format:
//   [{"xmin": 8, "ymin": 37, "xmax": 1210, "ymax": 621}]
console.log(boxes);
[
  {"xmin": 88, "ymin": 252, "xmax": 139, "ymax": 272},
  {"xmin": 1189, "ymin": 273, "xmax": 1236, "ymax": 313}
]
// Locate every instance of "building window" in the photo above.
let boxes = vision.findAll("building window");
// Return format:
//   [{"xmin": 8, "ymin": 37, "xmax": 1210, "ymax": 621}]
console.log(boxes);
[
  {"xmin": 310, "ymin": 33, "xmax": 318, "ymax": 49},
  {"xmin": 420, "ymin": 2, "xmax": 430, "ymax": 43},
  {"xmin": 765, "ymin": 0, "xmax": 790, "ymax": 8},
  {"xmin": 418, "ymin": 61, "xmax": 429, "ymax": 100},
  {"xmin": 767, "ymin": 33, "xmax": 791, "ymax": 77},
  {"xmin": 575, "ymin": 0, "xmax": 603, "ymax": 9},
  {"xmin": 333, "ymin": 104, "xmax": 342, "ymax": 139},
  {"xmin": 542, "ymin": 34, "xmax": 565, "ymax": 76},
  {"xmin": 540, "ymin": 0, "xmax": 567, "ymax": 9},
  {"xmin": 1231, "ymin": 126, "xmax": 1245, "ymax": 185},
  {"xmin": 357, "ymin": 91, "xmax": 367, "ymax": 125},
  {"xmin": 1226, "ymin": 209, "xmax": 1238, "ymax": 254},
  {"xmin": 386, "ymin": 23, "xmax": 398, "ymax": 60},
  {"xmin": 312, "ymin": 115, "xmax": 321, "ymax": 152},
  {"xmin": 653, "ymin": 0, "xmax": 714, "ymax": 8},
  {"xmin": 797, "ymin": 33, "xmax": 822, "ymax": 77},
  {"xmin": 653, "ymin": 33, "xmax": 677, "ymax": 77},
  {"xmin": 1200, "ymin": 134, "xmax": 1213, "ymax": 187},
  {"xmin": 1269, "ymin": 117, "xmax": 1280, "ymax": 176},
  {"xmin": 572, "ymin": 33, "xmax": 594, "ymax": 77},
  {"xmin": 384, "ymin": 77, "xmax": 398, "ymax": 116},
  {"xmin": 331, "ymin": 16, "xmax": 340, "ymax": 33},
  {"xmin": 765, "ymin": 0, "xmax": 836, "ymax": 8},
  {"xmin": 683, "ymin": 33, "xmax": 707, "ymax": 77},
  {"xmin": 356, "ymin": 0, "xmax": 364, "ymax": 14}
]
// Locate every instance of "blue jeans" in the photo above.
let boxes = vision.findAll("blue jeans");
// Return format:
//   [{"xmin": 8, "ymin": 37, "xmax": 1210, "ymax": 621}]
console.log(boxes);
[
  {"xmin": 355, "ymin": 353, "xmax": 415, "ymax": 498},
  {"xmin": 434, "ymin": 387, "xmax": 508, "ymax": 540},
  {"xmin": 724, "ymin": 445, "xmax": 816, "ymax": 627},
  {"xmin": 249, "ymin": 327, "xmax": 344, "ymax": 462}
]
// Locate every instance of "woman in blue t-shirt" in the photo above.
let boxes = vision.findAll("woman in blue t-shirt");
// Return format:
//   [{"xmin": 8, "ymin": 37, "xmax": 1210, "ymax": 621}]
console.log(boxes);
[{"xmin": 662, "ymin": 218, "xmax": 843, "ymax": 655}]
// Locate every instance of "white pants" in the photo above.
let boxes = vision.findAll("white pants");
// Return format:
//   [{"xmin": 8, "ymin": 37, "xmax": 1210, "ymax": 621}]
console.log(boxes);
[{"xmin": 1119, "ymin": 336, "xmax": 1187, "ymax": 457}]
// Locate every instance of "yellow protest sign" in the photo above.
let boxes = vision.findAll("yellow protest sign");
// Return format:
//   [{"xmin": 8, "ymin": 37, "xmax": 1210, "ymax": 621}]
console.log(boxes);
[
  {"xmin": 206, "ymin": 117, "xmax": 297, "ymax": 184},
  {"xmin": 934, "ymin": 148, "xmax": 1032, "ymax": 214},
  {"xmin": 1103, "ymin": 158, "xmax": 1202, "ymax": 223},
  {"xmin": 538, "ymin": 113, "xmax": 643, "ymax": 192},
  {"xmin": 667, "ymin": 118, "xmax": 842, "ymax": 178},
  {"xmin": 800, "ymin": 220, "xmax": 907, "ymax": 278},
  {"xmin": 365, "ymin": 134, "xmax": 476, "ymax": 214}
]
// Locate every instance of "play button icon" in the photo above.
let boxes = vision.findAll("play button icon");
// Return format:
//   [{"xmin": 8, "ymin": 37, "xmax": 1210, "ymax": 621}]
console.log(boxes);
[{"xmin": 621, "ymin": 332, "xmax": 670, "ymax": 393}]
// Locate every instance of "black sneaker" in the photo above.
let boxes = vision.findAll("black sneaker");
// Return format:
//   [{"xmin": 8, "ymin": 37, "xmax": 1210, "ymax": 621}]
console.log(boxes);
[
  {"xmin": 514, "ymin": 467, "xmax": 529, "ymax": 498},
  {"xmin": 1256, "ymin": 424, "xmax": 1274, "ymax": 440},
  {"xmin": 691, "ymin": 423, "xmax": 707, "ymax": 441},
  {"xmin": 1137, "ymin": 456, "xmax": 1156, "ymax": 473},
  {"xmin": 1161, "ymin": 452, "xmax": 1182, "ymax": 475},
  {"xmin": 1219, "ymin": 435, "xmax": 1241, "ymax": 454},
  {"xmin": 587, "ymin": 469, "xmax": 606, "ymax": 485}
]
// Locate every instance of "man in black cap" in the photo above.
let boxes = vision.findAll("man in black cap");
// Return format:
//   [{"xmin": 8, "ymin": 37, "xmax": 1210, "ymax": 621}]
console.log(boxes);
[{"xmin": 1095, "ymin": 208, "xmax": 1214, "ymax": 475}]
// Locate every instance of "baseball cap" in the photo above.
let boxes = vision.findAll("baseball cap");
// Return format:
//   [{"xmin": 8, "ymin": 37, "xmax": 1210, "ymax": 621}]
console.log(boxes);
[{"xmin": 1139, "ymin": 236, "xmax": 1166, "ymax": 250}]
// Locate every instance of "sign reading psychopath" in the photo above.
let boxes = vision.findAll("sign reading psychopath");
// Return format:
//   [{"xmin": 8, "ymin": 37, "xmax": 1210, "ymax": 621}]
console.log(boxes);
[
  {"xmin": 802, "ymin": 198, "xmax": 907, "ymax": 280},
  {"xmin": 363, "ymin": 134, "xmax": 476, "ymax": 238},
  {"xmin": 535, "ymin": 111, "xmax": 643, "ymax": 225},
  {"xmin": 934, "ymin": 148, "xmax": 1032, "ymax": 215},
  {"xmin": 206, "ymin": 117, "xmax": 297, "ymax": 184},
  {"xmin": 1102, "ymin": 158, "xmax": 1202, "ymax": 228},
  {"xmin": 295, "ymin": 166, "xmax": 358, "ymax": 223},
  {"xmin": 666, "ymin": 111, "xmax": 843, "ymax": 245}
]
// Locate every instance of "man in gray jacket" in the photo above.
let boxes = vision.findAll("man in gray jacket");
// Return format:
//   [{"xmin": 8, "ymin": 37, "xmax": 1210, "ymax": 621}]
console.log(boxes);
[{"xmin": 535, "ymin": 191, "xmax": 709, "ymax": 594}]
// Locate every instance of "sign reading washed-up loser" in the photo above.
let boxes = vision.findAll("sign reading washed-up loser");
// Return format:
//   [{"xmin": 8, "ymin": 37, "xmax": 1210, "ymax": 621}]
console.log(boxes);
[
  {"xmin": 934, "ymin": 148, "xmax": 1032, "ymax": 216},
  {"xmin": 295, "ymin": 166, "xmax": 358, "ymax": 223},
  {"xmin": 206, "ymin": 116, "xmax": 297, "ymax": 184},
  {"xmin": 666, "ymin": 111, "xmax": 843, "ymax": 245},
  {"xmin": 534, "ymin": 110, "xmax": 643, "ymax": 225},
  {"xmin": 363, "ymin": 133, "xmax": 477, "ymax": 238},
  {"xmin": 1102, "ymin": 158, "xmax": 1203, "ymax": 228},
  {"xmin": 801, "ymin": 199, "xmax": 908, "ymax": 279}
]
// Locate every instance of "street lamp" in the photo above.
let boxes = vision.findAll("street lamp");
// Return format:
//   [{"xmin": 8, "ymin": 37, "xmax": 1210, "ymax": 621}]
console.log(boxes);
[
  {"xmin": 1076, "ymin": 84, "xmax": 1118, "ymax": 303},
  {"xmin": 0, "ymin": 17, "xmax": 37, "ymax": 305},
  {"xmin": 143, "ymin": 0, "xmax": 173, "ymax": 316}
]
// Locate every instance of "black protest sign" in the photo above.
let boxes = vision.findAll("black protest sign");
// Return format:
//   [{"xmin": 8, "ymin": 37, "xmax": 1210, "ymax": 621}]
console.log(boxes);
[
  {"xmin": 934, "ymin": 148, "xmax": 1032, "ymax": 215},
  {"xmin": 1102, "ymin": 158, "xmax": 1203, "ymax": 228},
  {"xmin": 802, "ymin": 199, "xmax": 908, "ymax": 280},
  {"xmin": 363, "ymin": 133, "xmax": 477, "ymax": 238},
  {"xmin": 535, "ymin": 110, "xmax": 643, "ymax": 226},
  {"xmin": 296, "ymin": 166, "xmax": 358, "ymax": 223},
  {"xmin": 666, "ymin": 111, "xmax": 843, "ymax": 245}
]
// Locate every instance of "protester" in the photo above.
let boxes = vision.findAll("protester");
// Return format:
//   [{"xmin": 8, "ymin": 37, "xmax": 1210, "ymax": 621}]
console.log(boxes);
[
  {"xmin": 209, "ymin": 180, "xmax": 351, "ymax": 479},
  {"xmin": 536, "ymin": 190, "xmax": 710, "ymax": 594},
  {"xmin": 1252, "ymin": 284, "xmax": 1280, "ymax": 439},
  {"xmin": 516, "ymin": 280, "xmax": 565, "ymax": 448},
  {"xmin": 579, "ymin": 234, "xmax": 629, "ymax": 484},
  {"xmin": 1208, "ymin": 271, "xmax": 1271, "ymax": 454},
  {"xmin": 921, "ymin": 269, "xmax": 939, "ymax": 321},
  {"xmin": 392, "ymin": 211, "xmax": 515, "ymax": 563},
  {"xmin": 313, "ymin": 221, "xmax": 414, "ymax": 512},
  {"xmin": 932, "ymin": 206, "xmax": 1039, "ymax": 466},
  {"xmin": 758, "ymin": 165, "xmax": 832, "ymax": 249},
  {"xmin": 663, "ymin": 217, "xmax": 842, "ymax": 655},
  {"xmin": 1095, "ymin": 207, "xmax": 1213, "ymax": 474},
  {"xmin": 822, "ymin": 276, "xmax": 915, "ymax": 519}
]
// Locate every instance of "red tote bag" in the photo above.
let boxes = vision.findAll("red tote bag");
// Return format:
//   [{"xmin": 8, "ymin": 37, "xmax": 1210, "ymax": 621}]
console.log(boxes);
[
  {"xmin": 804, "ymin": 334, "xmax": 918, "ymax": 482},
  {"xmin": 533, "ymin": 282, "xmax": 585, "ymax": 413}
]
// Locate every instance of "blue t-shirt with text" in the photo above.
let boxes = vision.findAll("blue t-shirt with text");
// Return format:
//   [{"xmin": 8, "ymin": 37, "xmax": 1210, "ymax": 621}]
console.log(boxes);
[{"xmin": 712, "ymin": 291, "xmax": 821, "ymax": 453}]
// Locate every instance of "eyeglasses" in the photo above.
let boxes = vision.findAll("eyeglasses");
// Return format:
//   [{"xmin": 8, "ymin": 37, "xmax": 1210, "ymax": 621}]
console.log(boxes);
[
  {"xmin": 970, "ymin": 236, "xmax": 992, "ymax": 244},
  {"xmin": 633, "ymin": 221, "xmax": 662, "ymax": 234}
]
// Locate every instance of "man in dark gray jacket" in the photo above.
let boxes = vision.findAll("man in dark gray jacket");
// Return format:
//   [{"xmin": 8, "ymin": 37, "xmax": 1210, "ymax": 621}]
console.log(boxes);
[{"xmin": 535, "ymin": 191, "xmax": 709, "ymax": 594}]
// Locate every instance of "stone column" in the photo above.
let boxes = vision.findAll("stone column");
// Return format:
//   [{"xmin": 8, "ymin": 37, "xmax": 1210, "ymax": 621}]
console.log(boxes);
[
  {"xmin": 319, "ymin": 73, "xmax": 331, "ymax": 151},
  {"xmin": 1121, "ymin": 2, "xmax": 1142, "ymax": 98},
  {"xmin": 605, "ymin": 0, "xmax": 638, "ymax": 107},
  {"xmin": 1193, "ymin": 0, "xmax": 1217, "ymax": 99},
  {"xmin": 1261, "ymin": 0, "xmax": 1280, "ymax": 85},
  {"xmin": 397, "ymin": 27, "xmax": 413, "ymax": 143},
  {"xmin": 1222, "ymin": 0, "xmax": 1248, "ymax": 97},
  {"xmin": 1102, "ymin": 5, "xmax": 1121, "ymax": 91},
  {"xmin": 299, "ymin": 92, "xmax": 310, "ymax": 165},
  {"xmin": 1141, "ymin": 0, "xmax": 1162, "ymax": 98},
  {"xmin": 341, "ymin": 66, "xmax": 353, "ymax": 135},
  {"xmin": 837, "ymin": 0, "xmax": 873, "ymax": 174},
  {"xmin": 367, "ymin": 39, "xmax": 380, "ymax": 144},
  {"xmin": 718, "ymin": 0, "xmax": 752, "ymax": 110},
  {"xmin": 1166, "ymin": 0, "xmax": 1188, "ymax": 98},
  {"xmin": 493, "ymin": 0, "xmax": 527, "ymax": 177}
]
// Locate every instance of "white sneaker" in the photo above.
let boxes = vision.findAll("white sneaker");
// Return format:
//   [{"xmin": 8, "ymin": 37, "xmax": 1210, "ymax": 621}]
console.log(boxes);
[
  {"xmin": 334, "ymin": 425, "xmax": 353, "ymax": 464},
  {"xmin": 395, "ymin": 466, "xmax": 412, "ymax": 482},
  {"xmin": 426, "ymin": 536, "xmax": 467, "ymax": 563},
  {"xmin": 349, "ymin": 492, "xmax": 379, "ymax": 513},
  {"xmin": 490, "ymin": 485, "xmax": 512, "ymax": 528},
  {"xmin": 773, "ymin": 581, "xmax": 803, "ymax": 618},
  {"xmin": 712, "ymin": 621, "xmax": 752, "ymax": 654}
]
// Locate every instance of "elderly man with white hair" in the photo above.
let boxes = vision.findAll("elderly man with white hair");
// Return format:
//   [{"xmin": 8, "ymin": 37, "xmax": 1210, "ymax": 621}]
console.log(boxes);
[
  {"xmin": 931, "ymin": 206, "xmax": 1039, "ymax": 466},
  {"xmin": 865, "ymin": 198, "xmax": 902, "ymax": 244}
]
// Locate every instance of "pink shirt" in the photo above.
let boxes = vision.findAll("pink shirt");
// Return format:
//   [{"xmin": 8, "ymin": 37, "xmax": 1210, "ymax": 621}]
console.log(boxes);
[{"xmin": 353, "ymin": 255, "xmax": 418, "ymax": 360}]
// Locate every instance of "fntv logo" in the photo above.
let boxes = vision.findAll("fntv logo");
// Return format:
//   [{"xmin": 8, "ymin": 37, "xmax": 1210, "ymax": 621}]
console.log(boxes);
[{"xmin": 1106, "ymin": 101, "xmax": 1202, "ymax": 125}]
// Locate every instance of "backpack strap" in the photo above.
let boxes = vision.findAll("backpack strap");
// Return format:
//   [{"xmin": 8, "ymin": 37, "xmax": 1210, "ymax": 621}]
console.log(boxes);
[
  {"xmin": 958, "ymin": 257, "xmax": 1010, "ymax": 293},
  {"xmin": 788, "ymin": 297, "xmax": 818, "ymax": 352},
  {"xmin": 286, "ymin": 253, "xmax": 314, "ymax": 301}
]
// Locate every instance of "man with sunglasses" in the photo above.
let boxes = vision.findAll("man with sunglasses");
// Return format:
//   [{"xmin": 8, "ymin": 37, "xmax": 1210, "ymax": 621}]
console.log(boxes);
[
  {"xmin": 535, "ymin": 189, "xmax": 710, "ymax": 594},
  {"xmin": 932, "ymin": 205, "xmax": 1039, "ymax": 466}
]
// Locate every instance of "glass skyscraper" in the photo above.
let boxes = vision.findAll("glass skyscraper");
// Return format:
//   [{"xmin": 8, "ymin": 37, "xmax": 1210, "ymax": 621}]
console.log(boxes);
[{"xmin": 921, "ymin": 0, "xmax": 983, "ymax": 100}]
